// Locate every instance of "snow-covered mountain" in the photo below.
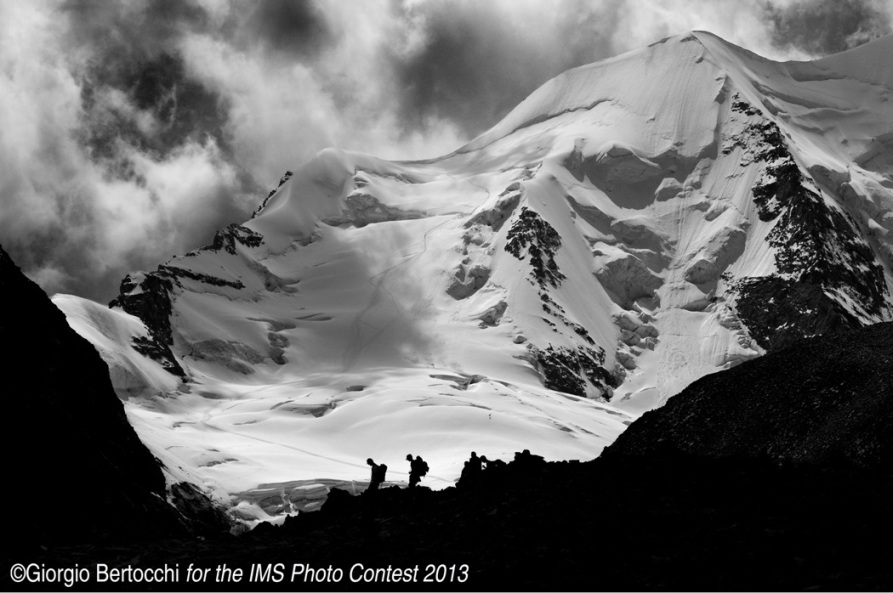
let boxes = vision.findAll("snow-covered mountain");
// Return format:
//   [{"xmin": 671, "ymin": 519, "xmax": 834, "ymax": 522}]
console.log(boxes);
[{"xmin": 56, "ymin": 31, "xmax": 893, "ymax": 517}]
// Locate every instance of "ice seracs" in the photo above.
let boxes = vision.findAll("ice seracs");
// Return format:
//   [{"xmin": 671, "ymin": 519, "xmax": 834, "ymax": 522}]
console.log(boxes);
[{"xmin": 57, "ymin": 31, "xmax": 893, "ymax": 518}]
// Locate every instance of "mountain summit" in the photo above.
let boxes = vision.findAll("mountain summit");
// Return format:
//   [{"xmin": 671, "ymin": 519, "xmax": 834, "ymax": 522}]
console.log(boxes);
[{"xmin": 56, "ymin": 32, "xmax": 893, "ymax": 511}]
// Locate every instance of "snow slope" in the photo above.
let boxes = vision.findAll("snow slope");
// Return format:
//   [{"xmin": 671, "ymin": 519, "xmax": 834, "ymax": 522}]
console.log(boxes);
[{"xmin": 58, "ymin": 31, "xmax": 893, "ymax": 513}]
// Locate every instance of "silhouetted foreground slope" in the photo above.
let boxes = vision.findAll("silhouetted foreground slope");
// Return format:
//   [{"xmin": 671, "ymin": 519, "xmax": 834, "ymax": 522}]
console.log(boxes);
[
  {"xmin": 9, "ymin": 454, "xmax": 892, "ymax": 591},
  {"xmin": 0, "ymin": 244, "xmax": 181, "ymax": 546},
  {"xmin": 4, "ymin": 273, "xmax": 893, "ymax": 590},
  {"xmin": 604, "ymin": 321, "xmax": 893, "ymax": 469},
  {"xmin": 0, "ymin": 244, "xmax": 230, "ymax": 557}
]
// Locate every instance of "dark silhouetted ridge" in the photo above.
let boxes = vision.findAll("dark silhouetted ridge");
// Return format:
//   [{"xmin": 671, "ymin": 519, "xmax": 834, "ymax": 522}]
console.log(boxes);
[
  {"xmin": 0, "ymin": 243, "xmax": 180, "ymax": 547},
  {"xmin": 604, "ymin": 321, "xmax": 893, "ymax": 471}
]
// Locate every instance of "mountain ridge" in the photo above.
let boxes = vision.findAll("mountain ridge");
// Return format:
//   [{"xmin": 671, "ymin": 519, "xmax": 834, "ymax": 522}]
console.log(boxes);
[{"xmin": 53, "ymin": 31, "xmax": 893, "ymax": 517}]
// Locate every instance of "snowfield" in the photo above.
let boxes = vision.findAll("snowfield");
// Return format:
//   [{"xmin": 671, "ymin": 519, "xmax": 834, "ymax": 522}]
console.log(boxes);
[{"xmin": 54, "ymin": 31, "xmax": 893, "ymax": 520}]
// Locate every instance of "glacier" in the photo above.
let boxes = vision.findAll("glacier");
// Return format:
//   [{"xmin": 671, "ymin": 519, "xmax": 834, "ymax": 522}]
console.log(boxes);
[{"xmin": 54, "ymin": 31, "xmax": 893, "ymax": 522}]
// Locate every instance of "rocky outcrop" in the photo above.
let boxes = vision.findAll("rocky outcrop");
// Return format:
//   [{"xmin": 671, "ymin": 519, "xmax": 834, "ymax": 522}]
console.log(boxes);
[
  {"xmin": 732, "ymin": 276, "xmax": 859, "ymax": 351},
  {"xmin": 504, "ymin": 207, "xmax": 565, "ymax": 289},
  {"xmin": 109, "ymin": 261, "xmax": 248, "ymax": 379},
  {"xmin": 725, "ymin": 96, "xmax": 890, "ymax": 351},
  {"xmin": 203, "ymin": 224, "xmax": 264, "ymax": 255},
  {"xmin": 529, "ymin": 344, "xmax": 615, "ymax": 400},
  {"xmin": 505, "ymin": 207, "xmax": 617, "ymax": 398},
  {"xmin": 252, "ymin": 170, "xmax": 293, "ymax": 218},
  {"xmin": 109, "ymin": 271, "xmax": 185, "ymax": 379}
]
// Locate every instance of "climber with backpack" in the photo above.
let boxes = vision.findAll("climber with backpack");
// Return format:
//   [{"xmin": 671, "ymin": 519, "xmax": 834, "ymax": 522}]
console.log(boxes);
[
  {"xmin": 406, "ymin": 454, "xmax": 429, "ymax": 488},
  {"xmin": 367, "ymin": 458, "xmax": 387, "ymax": 491}
]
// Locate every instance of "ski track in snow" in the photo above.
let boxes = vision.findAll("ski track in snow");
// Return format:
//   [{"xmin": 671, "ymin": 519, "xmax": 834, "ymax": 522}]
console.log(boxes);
[{"xmin": 341, "ymin": 215, "xmax": 454, "ymax": 372}]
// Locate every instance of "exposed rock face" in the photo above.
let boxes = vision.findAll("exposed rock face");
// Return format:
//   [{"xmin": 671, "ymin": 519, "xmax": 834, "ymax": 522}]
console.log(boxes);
[
  {"xmin": 252, "ymin": 170, "xmax": 293, "ymax": 218},
  {"xmin": 530, "ymin": 344, "xmax": 615, "ymax": 400},
  {"xmin": 504, "ymin": 207, "xmax": 565, "ymax": 289},
  {"xmin": 206, "ymin": 224, "xmax": 264, "ymax": 255},
  {"xmin": 604, "ymin": 321, "xmax": 893, "ymax": 472},
  {"xmin": 109, "ymin": 252, "xmax": 251, "ymax": 380},
  {"xmin": 110, "ymin": 271, "xmax": 185, "ymax": 379},
  {"xmin": 0, "ymin": 244, "xmax": 179, "ymax": 544},
  {"xmin": 726, "ymin": 97, "xmax": 890, "ymax": 351},
  {"xmin": 501, "ymin": 206, "xmax": 617, "ymax": 399}
]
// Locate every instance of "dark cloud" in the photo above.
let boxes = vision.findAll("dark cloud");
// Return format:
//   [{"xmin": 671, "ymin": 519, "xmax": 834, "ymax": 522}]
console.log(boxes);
[
  {"xmin": 62, "ymin": 0, "xmax": 258, "ymax": 248},
  {"xmin": 61, "ymin": 0, "xmax": 210, "ymax": 61},
  {"xmin": 1, "ymin": 157, "xmax": 253, "ymax": 302},
  {"xmin": 386, "ymin": 0, "xmax": 621, "ymax": 138},
  {"xmin": 0, "ymin": 1, "xmax": 261, "ymax": 302},
  {"xmin": 78, "ymin": 52, "xmax": 231, "ymax": 165},
  {"xmin": 63, "ymin": 1, "xmax": 232, "ymax": 165},
  {"xmin": 2, "ymin": 184, "xmax": 247, "ymax": 303},
  {"xmin": 244, "ymin": 0, "xmax": 336, "ymax": 57},
  {"xmin": 764, "ymin": 0, "xmax": 892, "ymax": 56}
]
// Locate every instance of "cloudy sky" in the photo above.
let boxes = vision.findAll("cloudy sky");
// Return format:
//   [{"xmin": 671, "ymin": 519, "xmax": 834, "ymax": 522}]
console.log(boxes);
[{"xmin": 1, "ymin": 0, "xmax": 891, "ymax": 302}]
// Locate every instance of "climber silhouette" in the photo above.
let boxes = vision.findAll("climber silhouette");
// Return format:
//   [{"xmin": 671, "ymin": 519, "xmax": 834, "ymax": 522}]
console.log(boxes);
[
  {"xmin": 458, "ymin": 451, "xmax": 483, "ymax": 488},
  {"xmin": 367, "ymin": 458, "xmax": 387, "ymax": 491},
  {"xmin": 406, "ymin": 454, "xmax": 429, "ymax": 488},
  {"xmin": 513, "ymin": 449, "xmax": 545, "ymax": 472}
]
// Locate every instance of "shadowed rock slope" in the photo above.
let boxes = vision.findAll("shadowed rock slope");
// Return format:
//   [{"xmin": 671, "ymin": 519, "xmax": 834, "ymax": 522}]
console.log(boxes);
[
  {"xmin": 0, "ymin": 244, "xmax": 181, "ymax": 546},
  {"xmin": 603, "ymin": 321, "xmax": 893, "ymax": 470}
]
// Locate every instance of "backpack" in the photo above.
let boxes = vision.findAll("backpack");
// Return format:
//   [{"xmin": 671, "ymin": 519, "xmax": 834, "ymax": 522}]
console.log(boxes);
[{"xmin": 418, "ymin": 460, "xmax": 429, "ymax": 476}]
